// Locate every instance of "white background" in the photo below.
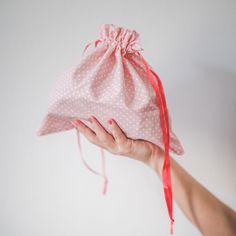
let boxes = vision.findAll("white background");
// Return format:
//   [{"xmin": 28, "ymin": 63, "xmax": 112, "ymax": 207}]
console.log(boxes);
[{"xmin": 0, "ymin": 0, "xmax": 236, "ymax": 235}]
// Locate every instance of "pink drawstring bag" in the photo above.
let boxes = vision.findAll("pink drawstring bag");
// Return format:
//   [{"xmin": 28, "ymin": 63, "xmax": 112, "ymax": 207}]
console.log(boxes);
[{"xmin": 37, "ymin": 23, "xmax": 184, "ymax": 234}]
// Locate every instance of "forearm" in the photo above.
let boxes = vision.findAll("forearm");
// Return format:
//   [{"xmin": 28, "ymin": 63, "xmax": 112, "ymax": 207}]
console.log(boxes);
[
  {"xmin": 146, "ymin": 152, "xmax": 236, "ymax": 236},
  {"xmin": 75, "ymin": 116, "xmax": 236, "ymax": 235}
]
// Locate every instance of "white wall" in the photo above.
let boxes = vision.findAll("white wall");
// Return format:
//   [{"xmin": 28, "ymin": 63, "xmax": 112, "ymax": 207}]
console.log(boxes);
[{"xmin": 0, "ymin": 0, "xmax": 235, "ymax": 235}]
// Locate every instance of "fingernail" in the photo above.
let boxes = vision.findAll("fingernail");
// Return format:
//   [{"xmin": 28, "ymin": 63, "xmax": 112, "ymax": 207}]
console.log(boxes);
[
  {"xmin": 71, "ymin": 120, "xmax": 82, "ymax": 127},
  {"xmin": 91, "ymin": 115, "xmax": 96, "ymax": 120},
  {"xmin": 76, "ymin": 119, "xmax": 82, "ymax": 125},
  {"xmin": 108, "ymin": 119, "xmax": 113, "ymax": 125}
]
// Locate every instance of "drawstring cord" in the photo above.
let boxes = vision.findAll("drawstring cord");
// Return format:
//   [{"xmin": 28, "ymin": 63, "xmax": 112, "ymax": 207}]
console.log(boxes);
[
  {"xmin": 71, "ymin": 39, "xmax": 108, "ymax": 195},
  {"xmin": 70, "ymin": 123, "xmax": 108, "ymax": 195},
  {"xmin": 82, "ymin": 39, "xmax": 102, "ymax": 56}
]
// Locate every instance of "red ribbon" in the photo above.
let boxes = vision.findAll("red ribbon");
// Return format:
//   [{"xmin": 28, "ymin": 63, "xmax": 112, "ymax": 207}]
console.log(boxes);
[{"xmin": 137, "ymin": 52, "xmax": 174, "ymax": 234}]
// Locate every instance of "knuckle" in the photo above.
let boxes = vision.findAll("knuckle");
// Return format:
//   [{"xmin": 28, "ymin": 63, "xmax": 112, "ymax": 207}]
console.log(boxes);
[
  {"xmin": 84, "ymin": 131, "xmax": 93, "ymax": 139},
  {"xmin": 89, "ymin": 138, "xmax": 96, "ymax": 144},
  {"xmin": 110, "ymin": 148, "xmax": 119, "ymax": 155},
  {"xmin": 103, "ymin": 140, "xmax": 111, "ymax": 147},
  {"xmin": 99, "ymin": 135, "xmax": 109, "ymax": 144},
  {"xmin": 119, "ymin": 140, "xmax": 133, "ymax": 156},
  {"xmin": 81, "ymin": 126, "xmax": 88, "ymax": 133},
  {"xmin": 113, "ymin": 130, "xmax": 120, "ymax": 137},
  {"xmin": 90, "ymin": 137, "xmax": 99, "ymax": 145},
  {"xmin": 114, "ymin": 134, "xmax": 125, "ymax": 143}
]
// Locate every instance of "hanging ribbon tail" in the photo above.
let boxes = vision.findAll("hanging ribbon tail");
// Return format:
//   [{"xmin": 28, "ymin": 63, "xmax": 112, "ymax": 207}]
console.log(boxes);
[
  {"xmin": 100, "ymin": 147, "xmax": 108, "ymax": 195},
  {"xmin": 82, "ymin": 39, "xmax": 102, "ymax": 56},
  {"xmin": 70, "ymin": 121, "xmax": 108, "ymax": 195},
  {"xmin": 136, "ymin": 52, "xmax": 175, "ymax": 235},
  {"xmin": 151, "ymin": 69, "xmax": 174, "ymax": 235}
]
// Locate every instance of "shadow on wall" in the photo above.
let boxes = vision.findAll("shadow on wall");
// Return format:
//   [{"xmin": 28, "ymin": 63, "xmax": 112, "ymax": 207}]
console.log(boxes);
[{"xmin": 171, "ymin": 63, "xmax": 236, "ymax": 153}]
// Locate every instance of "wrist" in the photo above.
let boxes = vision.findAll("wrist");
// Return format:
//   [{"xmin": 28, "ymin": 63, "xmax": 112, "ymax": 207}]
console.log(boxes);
[{"xmin": 144, "ymin": 145, "xmax": 165, "ymax": 175}]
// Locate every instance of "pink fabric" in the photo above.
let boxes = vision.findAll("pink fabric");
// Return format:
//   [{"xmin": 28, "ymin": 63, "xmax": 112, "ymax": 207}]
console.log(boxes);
[{"xmin": 37, "ymin": 24, "xmax": 184, "ymax": 235}]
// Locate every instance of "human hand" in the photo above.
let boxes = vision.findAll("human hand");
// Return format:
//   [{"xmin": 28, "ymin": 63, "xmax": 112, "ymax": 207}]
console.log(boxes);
[{"xmin": 71, "ymin": 116, "xmax": 164, "ymax": 168}]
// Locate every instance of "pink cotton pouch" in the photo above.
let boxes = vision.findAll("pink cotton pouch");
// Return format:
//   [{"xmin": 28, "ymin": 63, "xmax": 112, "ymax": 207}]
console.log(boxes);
[{"xmin": 37, "ymin": 24, "xmax": 184, "ymax": 235}]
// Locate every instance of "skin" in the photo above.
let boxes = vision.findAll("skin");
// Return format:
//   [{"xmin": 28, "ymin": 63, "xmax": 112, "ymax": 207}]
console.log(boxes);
[{"xmin": 72, "ymin": 116, "xmax": 236, "ymax": 236}]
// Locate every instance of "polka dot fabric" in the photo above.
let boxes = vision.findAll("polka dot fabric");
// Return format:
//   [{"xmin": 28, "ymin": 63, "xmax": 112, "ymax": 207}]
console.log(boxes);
[
  {"xmin": 37, "ymin": 24, "xmax": 184, "ymax": 156},
  {"xmin": 37, "ymin": 24, "xmax": 184, "ymax": 235}
]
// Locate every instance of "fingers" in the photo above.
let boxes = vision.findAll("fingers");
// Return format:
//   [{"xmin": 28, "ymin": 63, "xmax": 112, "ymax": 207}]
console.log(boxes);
[
  {"xmin": 71, "ymin": 116, "xmax": 133, "ymax": 157},
  {"xmin": 90, "ymin": 116, "xmax": 116, "ymax": 148},
  {"xmin": 71, "ymin": 120, "xmax": 102, "ymax": 146},
  {"xmin": 108, "ymin": 118, "xmax": 133, "ymax": 156},
  {"xmin": 108, "ymin": 119, "xmax": 127, "ymax": 144}
]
